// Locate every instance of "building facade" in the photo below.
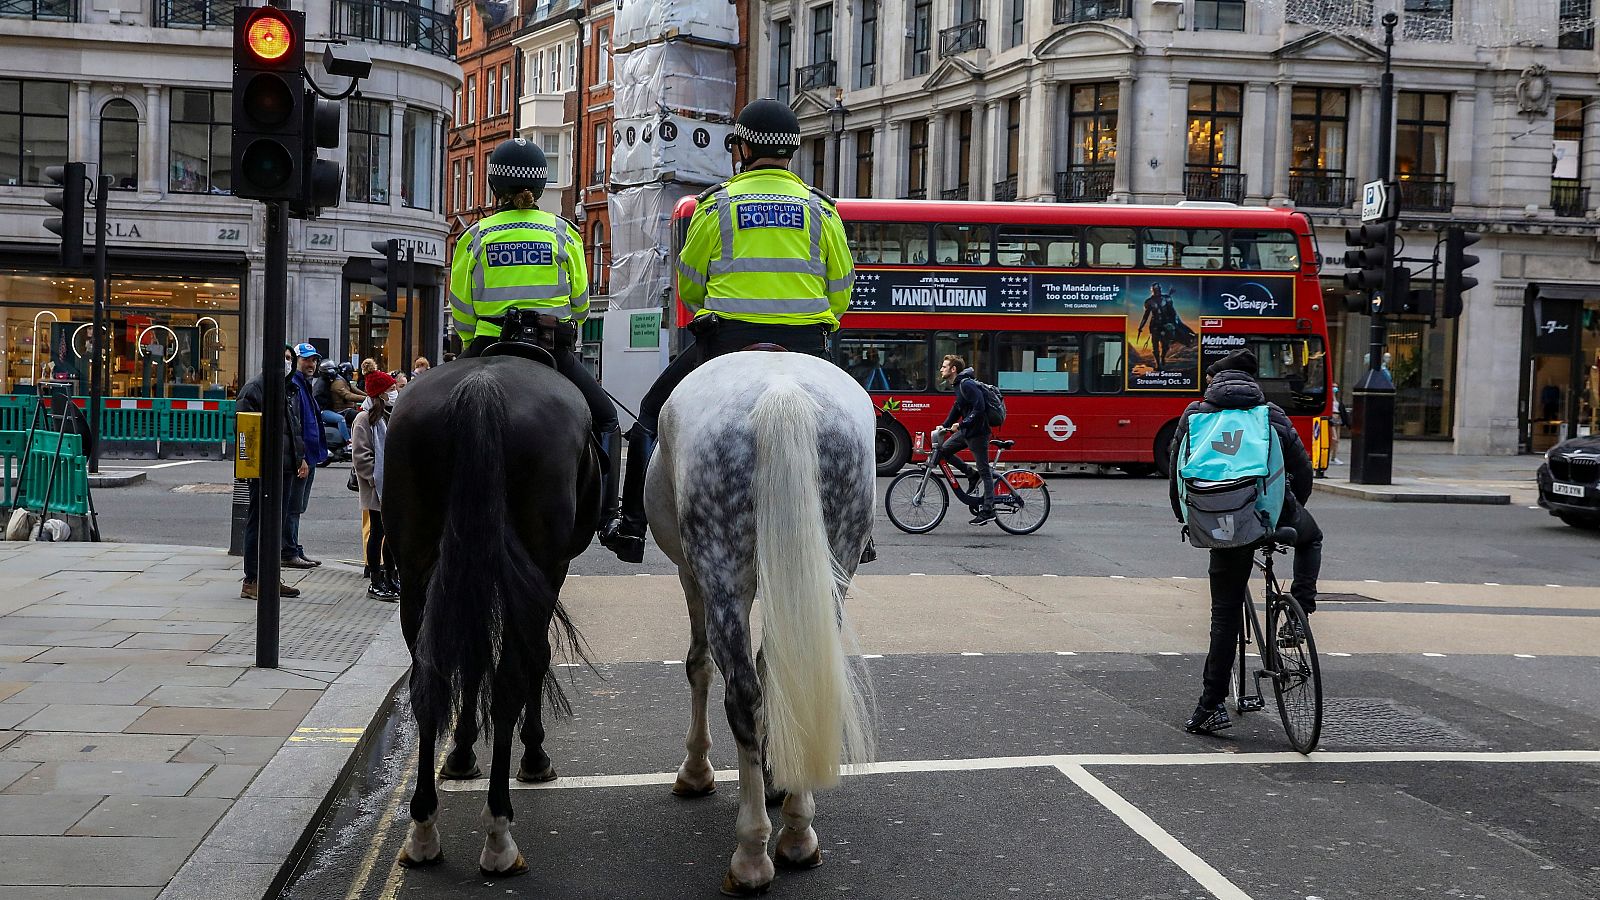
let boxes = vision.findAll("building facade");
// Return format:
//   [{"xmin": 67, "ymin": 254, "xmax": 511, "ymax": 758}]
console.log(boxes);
[
  {"xmin": 0, "ymin": 0, "xmax": 458, "ymax": 397},
  {"xmin": 750, "ymin": 0, "xmax": 1600, "ymax": 454}
]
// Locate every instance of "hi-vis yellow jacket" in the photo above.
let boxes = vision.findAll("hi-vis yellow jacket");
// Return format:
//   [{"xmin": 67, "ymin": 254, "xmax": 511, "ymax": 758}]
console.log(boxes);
[{"xmin": 449, "ymin": 207, "xmax": 587, "ymax": 344}]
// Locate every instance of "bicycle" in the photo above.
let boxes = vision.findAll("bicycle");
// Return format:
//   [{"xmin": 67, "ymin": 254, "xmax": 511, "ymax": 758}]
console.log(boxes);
[
  {"xmin": 1226, "ymin": 526, "xmax": 1323, "ymax": 753},
  {"xmin": 884, "ymin": 428, "xmax": 1050, "ymax": 535}
]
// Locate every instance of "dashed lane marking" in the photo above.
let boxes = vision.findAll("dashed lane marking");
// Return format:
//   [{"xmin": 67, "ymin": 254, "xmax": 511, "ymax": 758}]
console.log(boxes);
[
  {"xmin": 960, "ymin": 652, "xmax": 984, "ymax": 656},
  {"xmin": 1423, "ymin": 653, "xmax": 1447, "ymax": 657}
]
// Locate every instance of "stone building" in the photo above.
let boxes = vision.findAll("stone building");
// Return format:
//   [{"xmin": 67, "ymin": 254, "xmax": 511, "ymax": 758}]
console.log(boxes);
[{"xmin": 749, "ymin": 0, "xmax": 1600, "ymax": 454}]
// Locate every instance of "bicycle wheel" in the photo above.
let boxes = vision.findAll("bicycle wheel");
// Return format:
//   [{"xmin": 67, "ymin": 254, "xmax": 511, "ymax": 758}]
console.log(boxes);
[
  {"xmin": 885, "ymin": 469, "xmax": 949, "ymax": 534},
  {"xmin": 992, "ymin": 469, "xmax": 1050, "ymax": 535},
  {"xmin": 1266, "ymin": 593, "xmax": 1323, "ymax": 753}
]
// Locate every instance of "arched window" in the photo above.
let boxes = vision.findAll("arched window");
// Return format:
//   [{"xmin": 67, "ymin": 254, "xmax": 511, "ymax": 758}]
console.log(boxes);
[
  {"xmin": 590, "ymin": 221, "xmax": 607, "ymax": 292},
  {"xmin": 99, "ymin": 99, "xmax": 139, "ymax": 191}
]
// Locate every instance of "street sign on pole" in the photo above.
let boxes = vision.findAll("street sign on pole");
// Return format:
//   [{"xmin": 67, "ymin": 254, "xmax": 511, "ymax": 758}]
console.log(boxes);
[{"xmin": 1361, "ymin": 179, "xmax": 1388, "ymax": 222}]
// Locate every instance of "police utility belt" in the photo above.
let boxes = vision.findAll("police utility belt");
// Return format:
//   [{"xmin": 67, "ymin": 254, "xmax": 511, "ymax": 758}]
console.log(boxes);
[
  {"xmin": 686, "ymin": 313, "xmax": 828, "ymax": 340},
  {"xmin": 482, "ymin": 309, "xmax": 578, "ymax": 351}
]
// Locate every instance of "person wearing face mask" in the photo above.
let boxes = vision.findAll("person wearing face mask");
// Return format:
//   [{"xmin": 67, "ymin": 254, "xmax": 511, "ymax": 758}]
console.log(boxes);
[{"xmin": 351, "ymin": 370, "xmax": 399, "ymax": 600}]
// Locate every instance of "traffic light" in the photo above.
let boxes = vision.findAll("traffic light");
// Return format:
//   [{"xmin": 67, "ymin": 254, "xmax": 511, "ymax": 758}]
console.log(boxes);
[
  {"xmin": 43, "ymin": 162, "xmax": 86, "ymax": 267},
  {"xmin": 1441, "ymin": 226, "xmax": 1481, "ymax": 319},
  {"xmin": 370, "ymin": 239, "xmax": 398, "ymax": 311},
  {"xmin": 290, "ymin": 95, "xmax": 343, "ymax": 219},
  {"xmin": 1342, "ymin": 222, "xmax": 1393, "ymax": 294},
  {"xmin": 232, "ymin": 5, "xmax": 306, "ymax": 202}
]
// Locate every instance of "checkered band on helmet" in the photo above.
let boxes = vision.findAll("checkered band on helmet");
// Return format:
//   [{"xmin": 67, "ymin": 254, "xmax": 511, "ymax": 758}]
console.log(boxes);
[
  {"xmin": 732, "ymin": 99, "xmax": 802, "ymax": 157},
  {"xmin": 487, "ymin": 138, "xmax": 549, "ymax": 196},
  {"xmin": 732, "ymin": 124, "xmax": 802, "ymax": 148},
  {"xmin": 487, "ymin": 163, "xmax": 548, "ymax": 179}
]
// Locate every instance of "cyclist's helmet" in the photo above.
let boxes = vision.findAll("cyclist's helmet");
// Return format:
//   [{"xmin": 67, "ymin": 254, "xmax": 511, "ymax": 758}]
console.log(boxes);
[
  {"xmin": 732, "ymin": 99, "xmax": 802, "ymax": 160},
  {"xmin": 486, "ymin": 138, "xmax": 548, "ymax": 199}
]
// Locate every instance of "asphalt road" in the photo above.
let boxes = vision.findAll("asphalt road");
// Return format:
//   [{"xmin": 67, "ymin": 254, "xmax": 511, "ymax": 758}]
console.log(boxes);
[{"xmin": 89, "ymin": 458, "xmax": 1600, "ymax": 585}]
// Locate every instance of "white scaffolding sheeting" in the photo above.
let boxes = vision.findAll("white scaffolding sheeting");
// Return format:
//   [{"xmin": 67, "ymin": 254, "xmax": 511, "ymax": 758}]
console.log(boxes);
[
  {"xmin": 607, "ymin": 181, "xmax": 700, "ymax": 311},
  {"xmin": 612, "ymin": 116, "xmax": 734, "ymax": 189},
  {"xmin": 613, "ymin": 0, "xmax": 739, "ymax": 51},
  {"xmin": 613, "ymin": 42, "xmax": 738, "ymax": 120}
]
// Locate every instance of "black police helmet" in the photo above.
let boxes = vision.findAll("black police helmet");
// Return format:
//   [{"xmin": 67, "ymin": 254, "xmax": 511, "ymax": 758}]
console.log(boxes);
[
  {"xmin": 732, "ymin": 99, "xmax": 802, "ymax": 160},
  {"xmin": 487, "ymin": 138, "xmax": 548, "ymax": 199}
]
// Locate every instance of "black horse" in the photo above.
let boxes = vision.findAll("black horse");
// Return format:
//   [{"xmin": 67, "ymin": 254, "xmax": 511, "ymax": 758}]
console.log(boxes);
[{"xmin": 383, "ymin": 355, "xmax": 600, "ymax": 876}]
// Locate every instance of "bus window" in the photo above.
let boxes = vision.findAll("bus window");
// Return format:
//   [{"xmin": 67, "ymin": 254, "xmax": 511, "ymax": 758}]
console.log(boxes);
[
  {"xmin": 995, "ymin": 333, "xmax": 1079, "ymax": 393},
  {"xmin": 1084, "ymin": 227, "xmax": 1136, "ymax": 267},
  {"xmin": 996, "ymin": 226, "xmax": 1080, "ymax": 267},
  {"xmin": 932, "ymin": 331, "xmax": 989, "ymax": 391},
  {"xmin": 836, "ymin": 331, "xmax": 930, "ymax": 392},
  {"xmin": 846, "ymin": 222, "xmax": 932, "ymax": 265},
  {"xmin": 1230, "ymin": 230, "xmax": 1301, "ymax": 271},
  {"xmin": 1246, "ymin": 336, "xmax": 1326, "ymax": 415},
  {"xmin": 1084, "ymin": 334, "xmax": 1124, "ymax": 394},
  {"xmin": 1142, "ymin": 228, "xmax": 1226, "ymax": 269},
  {"xmin": 934, "ymin": 224, "xmax": 994, "ymax": 266}
]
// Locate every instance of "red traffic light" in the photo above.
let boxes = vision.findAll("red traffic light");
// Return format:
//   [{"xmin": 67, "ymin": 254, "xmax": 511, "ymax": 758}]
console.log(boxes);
[{"xmin": 245, "ymin": 8, "xmax": 293, "ymax": 62}]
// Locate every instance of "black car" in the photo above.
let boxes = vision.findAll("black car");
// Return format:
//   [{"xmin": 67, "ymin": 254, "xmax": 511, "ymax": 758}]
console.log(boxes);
[{"xmin": 1537, "ymin": 436, "xmax": 1600, "ymax": 529}]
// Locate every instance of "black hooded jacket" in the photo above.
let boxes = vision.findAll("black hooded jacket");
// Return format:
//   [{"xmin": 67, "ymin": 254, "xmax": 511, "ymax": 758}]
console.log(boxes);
[
  {"xmin": 1167, "ymin": 369, "xmax": 1314, "ymax": 522},
  {"xmin": 941, "ymin": 367, "xmax": 990, "ymax": 433}
]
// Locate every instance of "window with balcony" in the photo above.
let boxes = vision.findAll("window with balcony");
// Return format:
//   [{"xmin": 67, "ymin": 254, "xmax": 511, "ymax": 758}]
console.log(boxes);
[
  {"xmin": 348, "ymin": 98, "xmax": 391, "ymax": 204},
  {"xmin": 167, "ymin": 87, "xmax": 228, "ymax": 194},
  {"xmin": 331, "ymin": 0, "xmax": 455, "ymax": 59},
  {"xmin": 940, "ymin": 9, "xmax": 986, "ymax": 57},
  {"xmin": 99, "ymin": 99, "xmax": 138, "ymax": 191},
  {"xmin": 597, "ymin": 25, "xmax": 612, "ymax": 83},
  {"xmin": 154, "ymin": 0, "xmax": 231, "ymax": 29},
  {"xmin": 1054, "ymin": 0, "xmax": 1123, "ymax": 24},
  {"xmin": 857, "ymin": 0, "xmax": 878, "ymax": 89},
  {"xmin": 1185, "ymin": 82, "xmax": 1245, "ymax": 203},
  {"xmin": 908, "ymin": 0, "xmax": 932, "ymax": 77},
  {"xmin": 2, "ymin": 0, "xmax": 77, "ymax": 21},
  {"xmin": 946, "ymin": 108, "xmax": 972, "ymax": 200},
  {"xmin": 1402, "ymin": 0, "xmax": 1452, "ymax": 41},
  {"xmin": 1395, "ymin": 90, "xmax": 1452, "ymax": 211},
  {"xmin": 906, "ymin": 119, "xmax": 928, "ymax": 199},
  {"xmin": 402, "ymin": 108, "xmax": 434, "ymax": 209},
  {"xmin": 1289, "ymin": 86, "xmax": 1351, "ymax": 208},
  {"xmin": 775, "ymin": 19, "xmax": 793, "ymax": 102},
  {"xmin": 1194, "ymin": 0, "xmax": 1245, "ymax": 31},
  {"xmin": 1285, "ymin": 0, "xmax": 1371, "ymax": 26},
  {"xmin": 1061, "ymin": 82, "xmax": 1117, "ymax": 202},
  {"xmin": 593, "ymin": 121, "xmax": 607, "ymax": 185},
  {"xmin": 995, "ymin": 96, "xmax": 1019, "ymax": 200},
  {"xmin": 1553, "ymin": 97, "xmax": 1587, "ymax": 217},
  {"xmin": 1561, "ymin": 0, "xmax": 1594, "ymax": 50},
  {"xmin": 810, "ymin": 4, "xmax": 834, "ymax": 67},
  {"xmin": 855, "ymin": 128, "xmax": 874, "ymax": 198}
]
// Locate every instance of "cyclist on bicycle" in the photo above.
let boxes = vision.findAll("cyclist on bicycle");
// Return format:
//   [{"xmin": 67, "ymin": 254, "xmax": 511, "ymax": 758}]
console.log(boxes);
[
  {"xmin": 1169, "ymin": 348, "xmax": 1322, "ymax": 734},
  {"xmin": 935, "ymin": 354, "xmax": 996, "ymax": 526}
]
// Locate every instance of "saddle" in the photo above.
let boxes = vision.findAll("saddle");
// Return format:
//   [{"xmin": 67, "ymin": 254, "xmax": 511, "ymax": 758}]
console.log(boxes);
[
  {"xmin": 740, "ymin": 343, "xmax": 788, "ymax": 353},
  {"xmin": 481, "ymin": 309, "xmax": 576, "ymax": 370}
]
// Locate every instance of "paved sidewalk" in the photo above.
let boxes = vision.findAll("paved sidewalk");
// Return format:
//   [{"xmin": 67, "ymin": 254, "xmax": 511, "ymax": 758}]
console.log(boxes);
[
  {"xmin": 0, "ymin": 542, "xmax": 406, "ymax": 900},
  {"xmin": 1316, "ymin": 453, "xmax": 1540, "ymax": 504}
]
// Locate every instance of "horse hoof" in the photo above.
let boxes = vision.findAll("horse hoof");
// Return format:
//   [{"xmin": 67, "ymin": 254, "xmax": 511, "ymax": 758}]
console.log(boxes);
[
  {"xmin": 720, "ymin": 871, "xmax": 772, "ymax": 897},
  {"xmin": 438, "ymin": 762, "xmax": 481, "ymax": 780},
  {"xmin": 671, "ymin": 777, "xmax": 716, "ymax": 798},
  {"xmin": 396, "ymin": 847, "xmax": 443, "ymax": 869},
  {"xmin": 775, "ymin": 847, "xmax": 823, "ymax": 871},
  {"xmin": 516, "ymin": 762, "xmax": 557, "ymax": 783},
  {"xmin": 479, "ymin": 853, "xmax": 528, "ymax": 878}
]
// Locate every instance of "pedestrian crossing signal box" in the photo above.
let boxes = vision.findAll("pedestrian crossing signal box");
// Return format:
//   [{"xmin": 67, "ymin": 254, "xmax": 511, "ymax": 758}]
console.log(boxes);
[{"xmin": 235, "ymin": 412, "xmax": 262, "ymax": 480}]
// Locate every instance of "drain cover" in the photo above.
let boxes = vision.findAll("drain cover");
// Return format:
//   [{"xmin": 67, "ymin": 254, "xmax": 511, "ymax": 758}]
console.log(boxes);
[{"xmin": 1319, "ymin": 697, "xmax": 1485, "ymax": 750}]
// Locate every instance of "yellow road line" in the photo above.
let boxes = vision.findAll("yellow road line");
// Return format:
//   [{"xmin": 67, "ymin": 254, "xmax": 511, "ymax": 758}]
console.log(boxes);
[{"xmin": 342, "ymin": 755, "xmax": 416, "ymax": 900}]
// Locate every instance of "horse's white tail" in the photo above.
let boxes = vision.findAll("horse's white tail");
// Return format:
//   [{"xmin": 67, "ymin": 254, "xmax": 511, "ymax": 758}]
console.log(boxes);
[{"xmin": 750, "ymin": 380, "xmax": 874, "ymax": 793}]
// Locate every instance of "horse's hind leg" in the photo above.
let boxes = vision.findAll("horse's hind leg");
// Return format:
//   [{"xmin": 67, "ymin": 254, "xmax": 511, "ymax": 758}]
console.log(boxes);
[
  {"xmin": 439, "ymin": 669, "xmax": 482, "ymax": 780},
  {"xmin": 709, "ymin": 600, "xmax": 775, "ymax": 896},
  {"xmin": 774, "ymin": 789, "xmax": 821, "ymax": 870},
  {"xmin": 673, "ymin": 571, "xmax": 716, "ymax": 797},
  {"xmin": 517, "ymin": 683, "xmax": 556, "ymax": 783},
  {"xmin": 398, "ymin": 671, "xmax": 444, "ymax": 868},
  {"xmin": 478, "ymin": 689, "xmax": 527, "ymax": 877}
]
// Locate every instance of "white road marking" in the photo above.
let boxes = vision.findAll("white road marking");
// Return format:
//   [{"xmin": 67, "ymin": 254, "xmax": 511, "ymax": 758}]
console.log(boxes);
[
  {"xmin": 438, "ymin": 749, "xmax": 1600, "ymax": 793},
  {"xmin": 662, "ymin": 660, "xmax": 682, "ymax": 665},
  {"xmin": 1422, "ymin": 653, "xmax": 1447, "ymax": 658},
  {"xmin": 1054, "ymin": 651, "xmax": 1077, "ymax": 656},
  {"xmin": 1514, "ymin": 653, "xmax": 1537, "ymax": 659},
  {"xmin": 909, "ymin": 572, "xmax": 927, "ymax": 576},
  {"xmin": 1109, "ymin": 575, "xmax": 1127, "ymax": 580},
  {"xmin": 1172, "ymin": 576, "xmax": 1189, "ymax": 580},
  {"xmin": 861, "ymin": 654, "xmax": 884, "ymax": 659},
  {"xmin": 1057, "ymin": 763, "xmax": 1254, "ymax": 900},
  {"xmin": 1157, "ymin": 651, "xmax": 1182, "ymax": 656},
  {"xmin": 109, "ymin": 459, "xmax": 209, "ymax": 470},
  {"xmin": 959, "ymin": 651, "xmax": 984, "ymax": 656},
  {"xmin": 1041, "ymin": 573, "xmax": 1058, "ymax": 577},
  {"xmin": 1328, "ymin": 652, "xmax": 1352, "ymax": 657},
  {"xmin": 1545, "ymin": 584, "xmax": 1562, "ymax": 588},
  {"xmin": 1483, "ymin": 582, "xmax": 1501, "ymax": 586},
  {"xmin": 1363, "ymin": 579, "xmax": 1381, "ymax": 584},
  {"xmin": 1425, "ymin": 581, "xmax": 1440, "ymax": 585}
]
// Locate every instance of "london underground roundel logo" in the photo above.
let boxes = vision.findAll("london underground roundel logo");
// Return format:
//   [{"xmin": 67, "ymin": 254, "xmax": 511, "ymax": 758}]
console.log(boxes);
[{"xmin": 1045, "ymin": 415, "xmax": 1077, "ymax": 442}]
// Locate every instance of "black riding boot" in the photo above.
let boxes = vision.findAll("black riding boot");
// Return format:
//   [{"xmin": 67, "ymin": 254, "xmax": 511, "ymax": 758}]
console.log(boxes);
[
  {"xmin": 598, "ymin": 426, "xmax": 621, "ymax": 527},
  {"xmin": 600, "ymin": 424, "xmax": 653, "ymax": 564}
]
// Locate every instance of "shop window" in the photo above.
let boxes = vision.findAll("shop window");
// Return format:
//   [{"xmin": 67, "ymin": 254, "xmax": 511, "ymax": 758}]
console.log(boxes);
[
  {"xmin": 1334, "ymin": 302, "xmax": 1457, "ymax": 439},
  {"xmin": 995, "ymin": 333, "xmax": 1079, "ymax": 393},
  {"xmin": 401, "ymin": 107, "xmax": 433, "ymax": 210},
  {"xmin": 996, "ymin": 225, "xmax": 1080, "ymax": 267},
  {"xmin": 348, "ymin": 98, "xmax": 391, "ymax": 204},
  {"xmin": 934, "ymin": 223, "xmax": 992, "ymax": 266},
  {"xmin": 169, "ymin": 88, "xmax": 230, "ymax": 194},
  {"xmin": 845, "ymin": 222, "xmax": 930, "ymax": 265},
  {"xmin": 932, "ymin": 331, "xmax": 989, "ymax": 391},
  {"xmin": 99, "ymin": 99, "xmax": 139, "ymax": 191},
  {"xmin": 837, "ymin": 331, "xmax": 929, "ymax": 391}
]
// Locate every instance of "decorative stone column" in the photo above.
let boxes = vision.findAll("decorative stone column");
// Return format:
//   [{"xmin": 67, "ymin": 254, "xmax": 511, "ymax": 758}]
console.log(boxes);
[
  {"xmin": 72, "ymin": 82, "xmax": 91, "ymax": 162},
  {"xmin": 1357, "ymin": 84, "xmax": 1379, "ymax": 187},
  {"xmin": 1112, "ymin": 74, "xmax": 1136, "ymax": 200},
  {"xmin": 389, "ymin": 103, "xmax": 407, "ymax": 209},
  {"xmin": 1271, "ymin": 81, "xmax": 1294, "ymax": 205},
  {"xmin": 1242, "ymin": 81, "xmax": 1270, "ymax": 202},
  {"xmin": 967, "ymin": 100, "xmax": 984, "ymax": 197},
  {"xmin": 1166, "ymin": 78, "xmax": 1189, "ymax": 201},
  {"xmin": 983, "ymin": 98, "xmax": 1001, "ymax": 198},
  {"xmin": 885, "ymin": 120, "xmax": 902, "ymax": 197},
  {"xmin": 928, "ymin": 112, "xmax": 947, "ymax": 198},
  {"xmin": 142, "ymin": 84, "xmax": 164, "ymax": 195}
]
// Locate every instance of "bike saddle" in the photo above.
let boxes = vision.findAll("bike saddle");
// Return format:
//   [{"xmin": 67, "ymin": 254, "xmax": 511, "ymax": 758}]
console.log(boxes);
[
  {"xmin": 989, "ymin": 439, "xmax": 1015, "ymax": 449},
  {"xmin": 1268, "ymin": 526, "xmax": 1298, "ymax": 546},
  {"xmin": 738, "ymin": 342, "xmax": 788, "ymax": 353}
]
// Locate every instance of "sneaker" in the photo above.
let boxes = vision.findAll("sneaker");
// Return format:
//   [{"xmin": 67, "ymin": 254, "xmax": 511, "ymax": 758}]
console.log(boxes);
[
  {"xmin": 969, "ymin": 509, "xmax": 997, "ymax": 526},
  {"xmin": 368, "ymin": 584, "xmax": 399, "ymax": 602},
  {"xmin": 1184, "ymin": 703, "xmax": 1232, "ymax": 735}
]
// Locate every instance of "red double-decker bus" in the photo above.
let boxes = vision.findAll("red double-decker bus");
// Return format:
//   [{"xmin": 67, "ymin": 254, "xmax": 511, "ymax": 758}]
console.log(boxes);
[{"xmin": 672, "ymin": 198, "xmax": 1331, "ymax": 476}]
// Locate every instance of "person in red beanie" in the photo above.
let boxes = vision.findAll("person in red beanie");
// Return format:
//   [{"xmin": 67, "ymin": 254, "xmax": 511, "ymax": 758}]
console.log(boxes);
[{"xmin": 352, "ymin": 370, "xmax": 399, "ymax": 600}]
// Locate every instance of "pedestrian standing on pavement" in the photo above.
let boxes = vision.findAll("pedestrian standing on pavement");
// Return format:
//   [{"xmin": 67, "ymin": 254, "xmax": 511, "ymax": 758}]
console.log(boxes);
[
  {"xmin": 285, "ymin": 343, "xmax": 328, "ymax": 569},
  {"xmin": 1169, "ymin": 349, "xmax": 1322, "ymax": 735},
  {"xmin": 934, "ymin": 354, "xmax": 997, "ymax": 526},
  {"xmin": 411, "ymin": 357, "xmax": 430, "ymax": 379},
  {"xmin": 235, "ymin": 350, "xmax": 304, "ymax": 600},
  {"xmin": 1329, "ymin": 382, "xmax": 1349, "ymax": 466},
  {"xmin": 351, "ymin": 370, "xmax": 399, "ymax": 601}
]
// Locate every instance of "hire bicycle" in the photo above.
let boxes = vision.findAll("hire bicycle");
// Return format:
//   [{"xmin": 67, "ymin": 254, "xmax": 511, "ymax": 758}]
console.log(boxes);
[
  {"xmin": 884, "ymin": 428, "xmax": 1050, "ymax": 535},
  {"xmin": 1227, "ymin": 526, "xmax": 1324, "ymax": 753}
]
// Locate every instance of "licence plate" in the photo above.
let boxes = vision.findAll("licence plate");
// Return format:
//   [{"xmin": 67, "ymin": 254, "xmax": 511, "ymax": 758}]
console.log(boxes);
[{"xmin": 1552, "ymin": 481, "xmax": 1586, "ymax": 498}]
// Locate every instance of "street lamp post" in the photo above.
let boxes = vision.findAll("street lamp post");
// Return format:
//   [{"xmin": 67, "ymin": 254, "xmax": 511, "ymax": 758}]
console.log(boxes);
[
  {"xmin": 827, "ymin": 90, "xmax": 848, "ymax": 197},
  {"xmin": 1350, "ymin": 12, "xmax": 1399, "ymax": 486}
]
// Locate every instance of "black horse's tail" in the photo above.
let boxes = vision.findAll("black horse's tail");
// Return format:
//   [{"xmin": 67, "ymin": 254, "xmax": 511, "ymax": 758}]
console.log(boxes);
[{"xmin": 411, "ymin": 370, "xmax": 580, "ymax": 734}]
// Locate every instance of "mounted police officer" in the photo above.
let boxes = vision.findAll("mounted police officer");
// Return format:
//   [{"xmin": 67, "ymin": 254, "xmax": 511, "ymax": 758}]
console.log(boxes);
[
  {"xmin": 600, "ymin": 99, "xmax": 857, "ymax": 563},
  {"xmin": 450, "ymin": 136, "xmax": 621, "ymax": 523}
]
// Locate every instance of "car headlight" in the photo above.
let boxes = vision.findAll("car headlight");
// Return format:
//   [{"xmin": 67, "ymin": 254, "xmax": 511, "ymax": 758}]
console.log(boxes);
[{"xmin": 1546, "ymin": 447, "xmax": 1558, "ymax": 463}]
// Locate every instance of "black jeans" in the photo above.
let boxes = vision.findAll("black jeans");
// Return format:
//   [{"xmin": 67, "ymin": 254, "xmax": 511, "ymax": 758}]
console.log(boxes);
[
  {"xmin": 1198, "ymin": 505, "xmax": 1323, "ymax": 708},
  {"xmin": 366, "ymin": 508, "xmax": 395, "ymax": 585},
  {"xmin": 463, "ymin": 338, "xmax": 617, "ymax": 437},
  {"xmin": 636, "ymin": 320, "xmax": 829, "ymax": 434},
  {"xmin": 935, "ymin": 429, "xmax": 994, "ymax": 511},
  {"xmin": 243, "ymin": 467, "xmax": 294, "ymax": 583}
]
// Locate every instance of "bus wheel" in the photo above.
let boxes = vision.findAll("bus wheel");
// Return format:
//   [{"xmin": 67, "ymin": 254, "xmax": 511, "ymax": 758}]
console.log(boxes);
[
  {"xmin": 876, "ymin": 420, "xmax": 912, "ymax": 476},
  {"xmin": 1153, "ymin": 421, "xmax": 1179, "ymax": 479},
  {"xmin": 1119, "ymin": 464, "xmax": 1157, "ymax": 478}
]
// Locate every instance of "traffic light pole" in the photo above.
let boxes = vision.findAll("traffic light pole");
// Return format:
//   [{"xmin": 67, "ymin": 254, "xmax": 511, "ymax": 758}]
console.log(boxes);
[
  {"xmin": 256, "ymin": 201, "xmax": 288, "ymax": 669},
  {"xmin": 404, "ymin": 246, "xmax": 415, "ymax": 370},
  {"xmin": 1351, "ymin": 12, "xmax": 1399, "ymax": 486},
  {"xmin": 89, "ymin": 175, "xmax": 109, "ymax": 474}
]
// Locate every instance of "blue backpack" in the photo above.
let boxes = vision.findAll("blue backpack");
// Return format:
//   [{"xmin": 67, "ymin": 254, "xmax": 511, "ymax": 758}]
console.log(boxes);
[{"xmin": 1175, "ymin": 406, "xmax": 1285, "ymax": 550}]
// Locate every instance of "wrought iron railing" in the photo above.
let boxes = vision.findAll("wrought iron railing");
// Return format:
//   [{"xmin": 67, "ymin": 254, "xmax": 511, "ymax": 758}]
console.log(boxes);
[
  {"xmin": 153, "ymin": 0, "xmax": 230, "ymax": 28},
  {"xmin": 796, "ymin": 60, "xmax": 837, "ymax": 93},
  {"xmin": 0, "ymin": 0, "xmax": 75, "ymax": 20},
  {"xmin": 1183, "ymin": 168, "xmax": 1246, "ymax": 203},
  {"xmin": 939, "ymin": 18, "xmax": 986, "ymax": 57},
  {"xmin": 942, "ymin": 185, "xmax": 970, "ymax": 201},
  {"xmin": 905, "ymin": 187, "xmax": 928, "ymax": 200},
  {"xmin": 1053, "ymin": 0, "xmax": 1124, "ymax": 23},
  {"xmin": 1055, "ymin": 164, "xmax": 1113, "ymax": 202},
  {"xmin": 331, "ymin": 0, "xmax": 455, "ymax": 60},
  {"xmin": 993, "ymin": 176, "xmax": 1018, "ymax": 202},
  {"xmin": 1397, "ymin": 176, "xmax": 1454, "ymax": 212},
  {"xmin": 1287, "ymin": 172, "xmax": 1354, "ymax": 208},
  {"xmin": 1552, "ymin": 182, "xmax": 1590, "ymax": 217}
]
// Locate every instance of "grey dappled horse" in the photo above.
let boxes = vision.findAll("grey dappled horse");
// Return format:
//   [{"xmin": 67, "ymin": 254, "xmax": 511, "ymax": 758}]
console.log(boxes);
[{"xmin": 646, "ymin": 351, "xmax": 877, "ymax": 896}]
